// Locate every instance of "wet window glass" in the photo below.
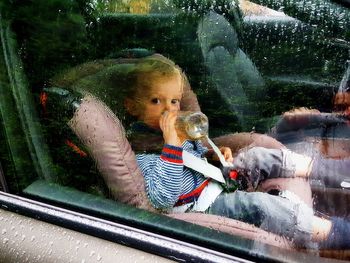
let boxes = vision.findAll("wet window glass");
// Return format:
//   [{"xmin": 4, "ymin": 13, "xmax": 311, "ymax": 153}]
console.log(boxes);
[{"xmin": 0, "ymin": 0, "xmax": 350, "ymax": 261}]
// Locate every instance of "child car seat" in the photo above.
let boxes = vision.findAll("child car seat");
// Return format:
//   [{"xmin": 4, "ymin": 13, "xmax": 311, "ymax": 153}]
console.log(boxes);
[
  {"xmin": 66, "ymin": 92, "xmax": 297, "ymax": 249},
  {"xmin": 41, "ymin": 50, "xmax": 314, "ymax": 250},
  {"xmin": 43, "ymin": 53, "xmax": 312, "ymax": 208}
]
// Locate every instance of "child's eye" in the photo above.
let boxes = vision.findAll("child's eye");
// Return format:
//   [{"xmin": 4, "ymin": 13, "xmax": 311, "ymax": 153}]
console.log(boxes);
[
  {"xmin": 151, "ymin": 98, "xmax": 160, "ymax": 104},
  {"xmin": 171, "ymin": 99, "xmax": 180, "ymax": 104}
]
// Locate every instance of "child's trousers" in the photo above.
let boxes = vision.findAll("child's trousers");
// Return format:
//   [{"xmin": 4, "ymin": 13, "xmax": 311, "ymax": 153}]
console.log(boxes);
[{"xmin": 208, "ymin": 190, "xmax": 314, "ymax": 246}]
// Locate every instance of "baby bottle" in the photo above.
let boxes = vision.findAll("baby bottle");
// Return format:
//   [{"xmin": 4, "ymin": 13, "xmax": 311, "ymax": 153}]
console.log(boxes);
[{"xmin": 175, "ymin": 111, "xmax": 209, "ymax": 140}]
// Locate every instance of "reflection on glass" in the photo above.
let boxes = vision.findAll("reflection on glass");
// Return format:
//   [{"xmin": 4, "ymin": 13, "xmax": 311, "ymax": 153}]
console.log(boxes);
[{"xmin": 1, "ymin": 0, "xmax": 350, "ymax": 261}]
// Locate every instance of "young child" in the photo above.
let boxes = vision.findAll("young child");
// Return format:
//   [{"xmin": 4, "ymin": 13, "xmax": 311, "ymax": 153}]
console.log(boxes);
[
  {"xmin": 121, "ymin": 54, "xmax": 337, "ymax": 247},
  {"xmin": 58, "ymin": 53, "xmax": 349, "ymax": 249}
]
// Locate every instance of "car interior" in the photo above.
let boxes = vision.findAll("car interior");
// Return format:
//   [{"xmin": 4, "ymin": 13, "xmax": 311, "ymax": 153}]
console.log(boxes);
[{"xmin": 0, "ymin": 0, "xmax": 350, "ymax": 261}]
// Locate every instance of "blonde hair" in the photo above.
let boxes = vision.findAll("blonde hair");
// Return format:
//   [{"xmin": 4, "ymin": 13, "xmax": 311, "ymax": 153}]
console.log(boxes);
[
  {"xmin": 51, "ymin": 54, "xmax": 186, "ymax": 122},
  {"xmin": 125, "ymin": 54, "xmax": 184, "ymax": 101}
]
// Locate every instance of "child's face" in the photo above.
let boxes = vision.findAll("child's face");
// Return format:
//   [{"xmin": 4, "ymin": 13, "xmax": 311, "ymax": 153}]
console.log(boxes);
[{"xmin": 128, "ymin": 74, "xmax": 183, "ymax": 129}]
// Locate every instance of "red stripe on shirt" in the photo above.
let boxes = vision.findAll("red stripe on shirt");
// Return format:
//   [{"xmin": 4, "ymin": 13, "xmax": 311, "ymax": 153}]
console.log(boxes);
[
  {"xmin": 175, "ymin": 179, "xmax": 211, "ymax": 206},
  {"xmin": 162, "ymin": 147, "xmax": 182, "ymax": 157}
]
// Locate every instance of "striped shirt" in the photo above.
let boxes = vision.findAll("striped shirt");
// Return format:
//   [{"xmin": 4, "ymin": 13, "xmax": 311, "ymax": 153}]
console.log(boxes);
[{"xmin": 136, "ymin": 140, "xmax": 209, "ymax": 210}]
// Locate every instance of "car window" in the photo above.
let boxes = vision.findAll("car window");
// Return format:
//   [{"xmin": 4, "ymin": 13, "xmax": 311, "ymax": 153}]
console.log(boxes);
[{"xmin": 0, "ymin": 0, "xmax": 350, "ymax": 262}]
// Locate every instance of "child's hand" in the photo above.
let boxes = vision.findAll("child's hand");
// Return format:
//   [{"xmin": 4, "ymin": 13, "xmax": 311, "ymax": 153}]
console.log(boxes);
[
  {"xmin": 159, "ymin": 111, "xmax": 182, "ymax": 147},
  {"xmin": 220, "ymin": 147, "xmax": 234, "ymax": 163},
  {"xmin": 210, "ymin": 146, "xmax": 233, "ymax": 163}
]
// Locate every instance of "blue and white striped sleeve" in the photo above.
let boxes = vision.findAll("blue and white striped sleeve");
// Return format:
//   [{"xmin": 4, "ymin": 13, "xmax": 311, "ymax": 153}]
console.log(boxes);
[{"xmin": 136, "ymin": 144, "xmax": 184, "ymax": 210}]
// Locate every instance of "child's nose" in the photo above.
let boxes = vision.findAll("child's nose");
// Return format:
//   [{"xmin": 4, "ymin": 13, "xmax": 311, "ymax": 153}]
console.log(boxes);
[{"xmin": 165, "ymin": 101, "xmax": 173, "ymax": 111}]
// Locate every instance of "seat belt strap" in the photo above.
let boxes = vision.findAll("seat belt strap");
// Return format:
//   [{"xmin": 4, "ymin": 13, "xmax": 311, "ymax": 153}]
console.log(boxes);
[{"xmin": 182, "ymin": 150, "xmax": 225, "ymax": 183}]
